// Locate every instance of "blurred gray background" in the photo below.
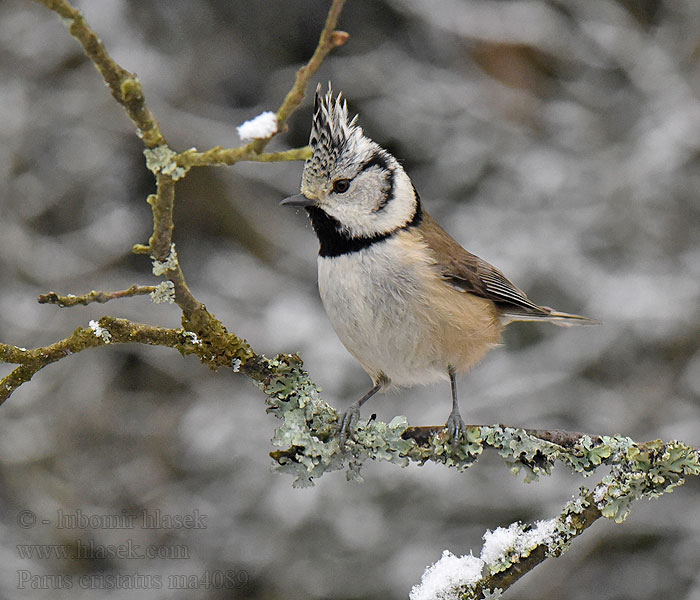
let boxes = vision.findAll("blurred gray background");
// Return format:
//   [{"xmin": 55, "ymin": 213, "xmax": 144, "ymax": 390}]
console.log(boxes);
[{"xmin": 1, "ymin": 0, "xmax": 700, "ymax": 598}]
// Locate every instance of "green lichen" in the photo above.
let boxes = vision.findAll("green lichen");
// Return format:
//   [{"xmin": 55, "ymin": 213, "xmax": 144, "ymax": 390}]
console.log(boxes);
[
  {"xmin": 151, "ymin": 243, "xmax": 178, "ymax": 276},
  {"xmin": 262, "ymin": 356, "xmax": 342, "ymax": 487},
  {"xmin": 262, "ymin": 355, "xmax": 700, "ymax": 540},
  {"xmin": 409, "ymin": 426, "xmax": 484, "ymax": 470},
  {"xmin": 593, "ymin": 440, "xmax": 700, "ymax": 523},
  {"xmin": 262, "ymin": 355, "xmax": 424, "ymax": 486},
  {"xmin": 478, "ymin": 427, "xmax": 640, "ymax": 483},
  {"xmin": 150, "ymin": 280, "xmax": 175, "ymax": 304},
  {"xmin": 545, "ymin": 490, "xmax": 593, "ymax": 554},
  {"xmin": 143, "ymin": 145, "xmax": 188, "ymax": 180}
]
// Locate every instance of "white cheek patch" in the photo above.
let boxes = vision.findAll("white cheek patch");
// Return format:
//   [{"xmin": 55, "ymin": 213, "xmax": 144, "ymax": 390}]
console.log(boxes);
[{"xmin": 323, "ymin": 168, "xmax": 417, "ymax": 238}]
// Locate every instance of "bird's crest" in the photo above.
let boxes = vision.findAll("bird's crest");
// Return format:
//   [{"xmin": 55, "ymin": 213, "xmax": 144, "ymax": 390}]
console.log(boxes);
[{"xmin": 303, "ymin": 84, "xmax": 367, "ymax": 187}]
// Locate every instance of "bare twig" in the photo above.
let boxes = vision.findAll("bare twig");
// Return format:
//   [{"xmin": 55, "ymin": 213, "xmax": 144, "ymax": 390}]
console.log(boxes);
[
  {"xmin": 0, "ymin": 317, "xmax": 203, "ymax": 406},
  {"xmin": 176, "ymin": 146, "xmax": 312, "ymax": 169},
  {"xmin": 273, "ymin": 11, "xmax": 349, "ymax": 134},
  {"xmin": 33, "ymin": 0, "xmax": 166, "ymax": 148},
  {"xmin": 177, "ymin": 0, "xmax": 349, "ymax": 167},
  {"xmin": 37, "ymin": 285, "xmax": 157, "ymax": 307}
]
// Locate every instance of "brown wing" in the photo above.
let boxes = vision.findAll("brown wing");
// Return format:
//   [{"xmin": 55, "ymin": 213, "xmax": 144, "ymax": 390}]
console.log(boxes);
[{"xmin": 417, "ymin": 210, "xmax": 550, "ymax": 317}]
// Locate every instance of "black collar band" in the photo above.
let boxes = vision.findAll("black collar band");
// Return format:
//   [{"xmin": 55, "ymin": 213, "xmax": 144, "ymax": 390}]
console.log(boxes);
[{"xmin": 306, "ymin": 199, "xmax": 423, "ymax": 258}]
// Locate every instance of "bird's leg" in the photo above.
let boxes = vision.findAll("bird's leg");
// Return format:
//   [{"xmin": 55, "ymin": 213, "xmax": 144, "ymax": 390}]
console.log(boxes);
[
  {"xmin": 446, "ymin": 365, "xmax": 466, "ymax": 444},
  {"xmin": 338, "ymin": 379, "xmax": 384, "ymax": 447}
]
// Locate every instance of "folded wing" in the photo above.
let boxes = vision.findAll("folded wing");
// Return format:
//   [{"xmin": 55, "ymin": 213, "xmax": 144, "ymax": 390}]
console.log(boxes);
[{"xmin": 418, "ymin": 211, "xmax": 597, "ymax": 327}]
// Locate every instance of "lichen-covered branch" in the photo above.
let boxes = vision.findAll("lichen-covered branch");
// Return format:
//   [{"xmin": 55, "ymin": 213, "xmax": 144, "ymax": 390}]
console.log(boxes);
[
  {"xmin": 259, "ymin": 354, "xmax": 700, "ymax": 596},
  {"xmin": 415, "ymin": 429, "xmax": 700, "ymax": 598},
  {"xmin": 261, "ymin": 355, "xmax": 699, "ymax": 490},
  {"xmin": 471, "ymin": 490, "xmax": 603, "ymax": 598},
  {"xmin": 403, "ymin": 425, "xmax": 588, "ymax": 449},
  {"xmin": 411, "ymin": 434, "xmax": 700, "ymax": 599}
]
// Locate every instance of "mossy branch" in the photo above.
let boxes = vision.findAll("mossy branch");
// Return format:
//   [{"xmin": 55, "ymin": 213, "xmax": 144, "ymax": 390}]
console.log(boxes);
[{"xmin": 176, "ymin": 146, "xmax": 312, "ymax": 169}]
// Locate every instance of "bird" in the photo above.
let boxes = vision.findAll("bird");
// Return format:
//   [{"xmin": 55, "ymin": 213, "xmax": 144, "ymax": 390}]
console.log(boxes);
[{"xmin": 282, "ymin": 84, "xmax": 596, "ymax": 446}]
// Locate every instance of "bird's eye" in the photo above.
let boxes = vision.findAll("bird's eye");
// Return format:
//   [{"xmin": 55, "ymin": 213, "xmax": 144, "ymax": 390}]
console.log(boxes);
[{"xmin": 332, "ymin": 179, "xmax": 351, "ymax": 194}]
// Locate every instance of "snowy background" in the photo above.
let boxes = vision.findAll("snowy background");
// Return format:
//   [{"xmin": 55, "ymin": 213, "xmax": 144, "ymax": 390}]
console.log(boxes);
[{"xmin": 1, "ymin": 0, "xmax": 700, "ymax": 598}]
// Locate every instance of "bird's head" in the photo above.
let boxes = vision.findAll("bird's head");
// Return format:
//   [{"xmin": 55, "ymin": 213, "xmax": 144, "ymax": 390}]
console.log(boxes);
[{"xmin": 282, "ymin": 84, "xmax": 419, "ymax": 242}]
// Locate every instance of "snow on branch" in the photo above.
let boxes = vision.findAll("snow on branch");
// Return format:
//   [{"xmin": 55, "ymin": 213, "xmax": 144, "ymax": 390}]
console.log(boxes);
[{"xmin": 237, "ymin": 111, "xmax": 278, "ymax": 143}]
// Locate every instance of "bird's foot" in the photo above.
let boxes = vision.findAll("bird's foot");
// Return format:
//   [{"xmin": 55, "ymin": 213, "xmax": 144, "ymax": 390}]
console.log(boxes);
[
  {"xmin": 446, "ymin": 409, "xmax": 466, "ymax": 446},
  {"xmin": 338, "ymin": 404, "xmax": 361, "ymax": 448}
]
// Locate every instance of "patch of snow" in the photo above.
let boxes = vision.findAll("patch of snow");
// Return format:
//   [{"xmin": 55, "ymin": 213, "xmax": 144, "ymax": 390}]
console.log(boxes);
[
  {"xmin": 410, "ymin": 550, "xmax": 484, "ymax": 600},
  {"xmin": 237, "ymin": 111, "xmax": 278, "ymax": 142}
]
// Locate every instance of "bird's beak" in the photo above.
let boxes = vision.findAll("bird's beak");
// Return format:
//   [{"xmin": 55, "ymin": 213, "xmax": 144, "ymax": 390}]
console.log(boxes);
[{"xmin": 280, "ymin": 193, "xmax": 315, "ymax": 207}]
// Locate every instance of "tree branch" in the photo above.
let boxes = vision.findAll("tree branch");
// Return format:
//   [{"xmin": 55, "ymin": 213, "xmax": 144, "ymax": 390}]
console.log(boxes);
[
  {"xmin": 410, "ymin": 488, "xmax": 605, "ymax": 599},
  {"xmin": 176, "ymin": 146, "xmax": 312, "ymax": 169},
  {"xmin": 474, "ymin": 491, "xmax": 603, "ymax": 597},
  {"xmin": 258, "ymin": 355, "xmax": 699, "ymax": 595},
  {"xmin": 37, "ymin": 285, "xmax": 157, "ymax": 307},
  {"xmin": 0, "ymin": 317, "xmax": 203, "ymax": 406},
  {"xmin": 403, "ymin": 425, "xmax": 589, "ymax": 449},
  {"xmin": 177, "ymin": 0, "xmax": 348, "ymax": 167},
  {"xmin": 32, "ymin": 0, "xmax": 166, "ymax": 148},
  {"xmin": 11, "ymin": 0, "xmax": 349, "ymax": 407}
]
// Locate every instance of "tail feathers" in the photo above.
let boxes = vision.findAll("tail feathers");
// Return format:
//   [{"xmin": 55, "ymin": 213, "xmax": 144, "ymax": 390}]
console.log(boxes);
[{"xmin": 502, "ymin": 306, "xmax": 599, "ymax": 327}]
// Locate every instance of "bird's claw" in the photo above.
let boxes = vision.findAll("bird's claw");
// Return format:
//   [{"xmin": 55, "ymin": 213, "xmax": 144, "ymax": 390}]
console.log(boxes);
[
  {"xmin": 446, "ymin": 410, "xmax": 466, "ymax": 446},
  {"xmin": 338, "ymin": 404, "xmax": 361, "ymax": 448}
]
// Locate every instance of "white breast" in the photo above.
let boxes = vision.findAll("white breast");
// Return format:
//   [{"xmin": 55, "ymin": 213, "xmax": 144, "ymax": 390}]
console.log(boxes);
[{"xmin": 317, "ymin": 233, "xmax": 449, "ymax": 387}]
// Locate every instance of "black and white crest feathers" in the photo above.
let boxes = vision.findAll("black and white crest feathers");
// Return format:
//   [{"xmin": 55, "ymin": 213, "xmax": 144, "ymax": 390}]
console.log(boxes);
[
  {"xmin": 303, "ymin": 84, "xmax": 368, "ymax": 188},
  {"xmin": 297, "ymin": 84, "xmax": 423, "ymax": 255}
]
